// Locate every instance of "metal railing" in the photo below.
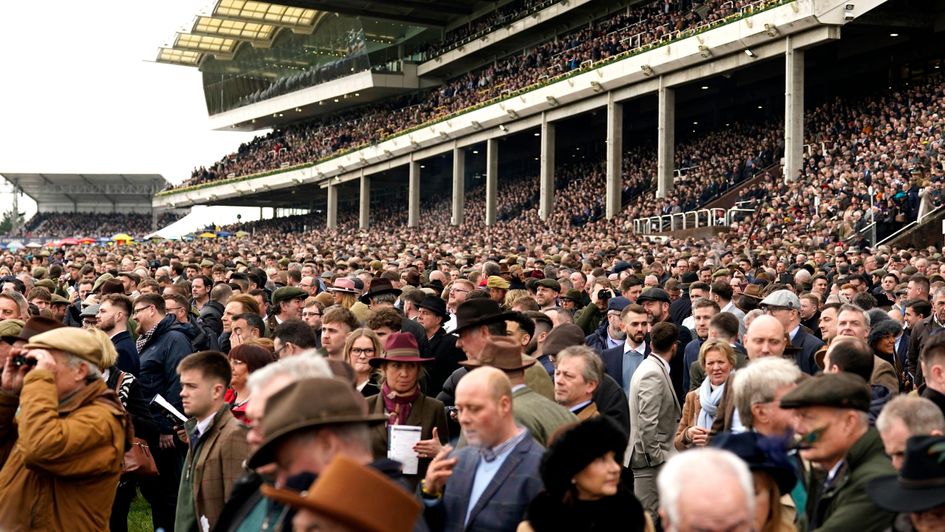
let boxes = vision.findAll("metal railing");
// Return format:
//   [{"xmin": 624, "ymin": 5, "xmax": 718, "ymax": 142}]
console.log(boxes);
[
  {"xmin": 875, "ymin": 203, "xmax": 945, "ymax": 247},
  {"xmin": 633, "ymin": 207, "xmax": 750, "ymax": 234}
]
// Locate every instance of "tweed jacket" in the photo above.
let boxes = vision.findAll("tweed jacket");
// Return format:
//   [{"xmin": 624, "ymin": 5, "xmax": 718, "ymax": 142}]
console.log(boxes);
[
  {"xmin": 365, "ymin": 392, "xmax": 449, "ymax": 484},
  {"xmin": 176, "ymin": 405, "xmax": 249, "ymax": 532},
  {"xmin": 674, "ymin": 390, "xmax": 703, "ymax": 451},
  {"xmin": 626, "ymin": 355, "xmax": 681, "ymax": 469},
  {"xmin": 575, "ymin": 401, "xmax": 600, "ymax": 422},
  {"xmin": 512, "ymin": 386, "xmax": 577, "ymax": 447},
  {"xmin": 426, "ymin": 433, "xmax": 544, "ymax": 532}
]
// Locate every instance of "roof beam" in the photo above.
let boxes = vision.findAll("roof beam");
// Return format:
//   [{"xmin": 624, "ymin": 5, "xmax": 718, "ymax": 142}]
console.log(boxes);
[{"xmin": 276, "ymin": 1, "xmax": 448, "ymax": 26}]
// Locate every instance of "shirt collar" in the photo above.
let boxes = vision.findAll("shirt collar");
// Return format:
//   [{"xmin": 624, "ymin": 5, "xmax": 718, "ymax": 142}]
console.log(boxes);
[
  {"xmin": 569, "ymin": 400, "xmax": 592, "ymax": 413},
  {"xmin": 625, "ymin": 339, "xmax": 646, "ymax": 354},
  {"xmin": 195, "ymin": 412, "xmax": 217, "ymax": 438},
  {"xmin": 480, "ymin": 427, "xmax": 527, "ymax": 463}
]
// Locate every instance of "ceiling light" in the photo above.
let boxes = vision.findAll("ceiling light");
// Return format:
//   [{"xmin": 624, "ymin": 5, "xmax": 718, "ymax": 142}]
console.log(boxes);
[
  {"xmin": 744, "ymin": 49, "xmax": 757, "ymax": 58},
  {"xmin": 889, "ymin": 33, "xmax": 899, "ymax": 37},
  {"xmin": 701, "ymin": 85, "xmax": 709, "ymax": 90}
]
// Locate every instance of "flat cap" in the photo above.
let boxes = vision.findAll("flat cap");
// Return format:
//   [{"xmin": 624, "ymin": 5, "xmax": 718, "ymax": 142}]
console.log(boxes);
[
  {"xmin": 24, "ymin": 327, "xmax": 102, "ymax": 366},
  {"xmin": 200, "ymin": 259, "xmax": 215, "ymax": 268},
  {"xmin": 712, "ymin": 268, "xmax": 731, "ymax": 278},
  {"xmin": 536, "ymin": 278, "xmax": 561, "ymax": 292},
  {"xmin": 779, "ymin": 373, "xmax": 870, "ymax": 412},
  {"xmin": 81, "ymin": 304, "xmax": 101, "ymax": 318},
  {"xmin": 0, "ymin": 319, "xmax": 25, "ymax": 340},
  {"xmin": 34, "ymin": 279, "xmax": 56, "ymax": 291},
  {"xmin": 50, "ymin": 293, "xmax": 70, "ymax": 305},
  {"xmin": 272, "ymin": 286, "xmax": 307, "ymax": 305},
  {"xmin": 561, "ymin": 289, "xmax": 583, "ymax": 302},
  {"xmin": 486, "ymin": 276, "xmax": 510, "ymax": 290},
  {"xmin": 117, "ymin": 271, "xmax": 140, "ymax": 284},
  {"xmin": 607, "ymin": 296, "xmax": 631, "ymax": 312},
  {"xmin": 760, "ymin": 289, "xmax": 800, "ymax": 310},
  {"xmin": 636, "ymin": 287, "xmax": 670, "ymax": 304}
]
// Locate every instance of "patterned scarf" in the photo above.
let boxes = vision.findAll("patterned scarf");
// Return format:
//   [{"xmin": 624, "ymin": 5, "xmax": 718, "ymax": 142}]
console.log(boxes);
[
  {"xmin": 381, "ymin": 381, "xmax": 421, "ymax": 427},
  {"xmin": 135, "ymin": 323, "xmax": 157, "ymax": 353}
]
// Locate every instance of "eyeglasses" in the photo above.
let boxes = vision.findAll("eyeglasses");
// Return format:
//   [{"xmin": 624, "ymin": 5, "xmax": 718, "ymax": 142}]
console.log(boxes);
[
  {"xmin": 351, "ymin": 348, "xmax": 376, "ymax": 357},
  {"xmin": 302, "ymin": 311, "xmax": 321, "ymax": 317},
  {"xmin": 165, "ymin": 306, "xmax": 184, "ymax": 313},
  {"xmin": 133, "ymin": 305, "xmax": 154, "ymax": 315}
]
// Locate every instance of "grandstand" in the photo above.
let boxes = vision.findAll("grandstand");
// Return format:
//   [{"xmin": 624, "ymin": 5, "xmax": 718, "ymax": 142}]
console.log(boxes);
[
  {"xmin": 154, "ymin": 0, "xmax": 944, "ymax": 251},
  {"xmin": 0, "ymin": 173, "xmax": 186, "ymax": 240}
]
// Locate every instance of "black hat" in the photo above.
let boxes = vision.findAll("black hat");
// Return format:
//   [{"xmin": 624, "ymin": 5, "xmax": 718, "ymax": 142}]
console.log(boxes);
[
  {"xmin": 417, "ymin": 295, "xmax": 449, "ymax": 321},
  {"xmin": 867, "ymin": 435, "xmax": 945, "ymax": 513},
  {"xmin": 452, "ymin": 299, "xmax": 515, "ymax": 335},
  {"xmin": 636, "ymin": 287, "xmax": 670, "ymax": 304},
  {"xmin": 612, "ymin": 261, "xmax": 631, "ymax": 275},
  {"xmin": 359, "ymin": 278, "xmax": 402, "ymax": 304},
  {"xmin": 710, "ymin": 432, "xmax": 798, "ymax": 495},
  {"xmin": 540, "ymin": 417, "xmax": 627, "ymax": 498},
  {"xmin": 869, "ymin": 319, "xmax": 902, "ymax": 345},
  {"xmin": 779, "ymin": 373, "xmax": 870, "ymax": 412}
]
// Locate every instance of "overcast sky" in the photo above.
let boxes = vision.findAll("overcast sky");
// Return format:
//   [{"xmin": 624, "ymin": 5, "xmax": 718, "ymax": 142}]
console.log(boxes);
[{"xmin": 0, "ymin": 1, "xmax": 266, "ymax": 223}]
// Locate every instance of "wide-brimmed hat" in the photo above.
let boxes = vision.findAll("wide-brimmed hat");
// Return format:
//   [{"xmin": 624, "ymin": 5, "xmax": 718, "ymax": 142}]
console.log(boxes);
[
  {"xmin": 327, "ymin": 277, "xmax": 359, "ymax": 294},
  {"xmin": 417, "ymin": 295, "xmax": 449, "ymax": 321},
  {"xmin": 2, "ymin": 316, "xmax": 64, "ymax": 344},
  {"xmin": 867, "ymin": 435, "xmax": 945, "ymax": 513},
  {"xmin": 710, "ymin": 432, "xmax": 797, "ymax": 495},
  {"xmin": 359, "ymin": 278, "xmax": 402, "ymax": 303},
  {"xmin": 452, "ymin": 299, "xmax": 515, "ymax": 335},
  {"xmin": 741, "ymin": 283, "xmax": 765, "ymax": 300},
  {"xmin": 247, "ymin": 377, "xmax": 387, "ymax": 468},
  {"xmin": 260, "ymin": 455, "xmax": 422, "ymax": 532},
  {"xmin": 460, "ymin": 336, "xmax": 535, "ymax": 371},
  {"xmin": 369, "ymin": 332, "xmax": 434, "ymax": 368}
]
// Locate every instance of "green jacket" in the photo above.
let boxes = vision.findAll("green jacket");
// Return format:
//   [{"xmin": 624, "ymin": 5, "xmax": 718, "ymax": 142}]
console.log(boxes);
[
  {"xmin": 806, "ymin": 427, "xmax": 895, "ymax": 532},
  {"xmin": 512, "ymin": 386, "xmax": 577, "ymax": 447},
  {"xmin": 574, "ymin": 303, "xmax": 603, "ymax": 336}
]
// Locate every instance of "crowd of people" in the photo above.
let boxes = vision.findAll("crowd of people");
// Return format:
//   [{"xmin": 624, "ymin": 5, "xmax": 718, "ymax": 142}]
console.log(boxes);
[
  {"xmin": 172, "ymin": 0, "xmax": 783, "ymax": 191},
  {"xmin": 11, "ymin": 211, "xmax": 183, "ymax": 239},
  {"xmin": 3, "ymin": 222, "xmax": 945, "ymax": 531}
]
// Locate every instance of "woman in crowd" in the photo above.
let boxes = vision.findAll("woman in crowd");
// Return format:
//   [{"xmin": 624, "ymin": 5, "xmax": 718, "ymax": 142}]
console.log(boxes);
[
  {"xmin": 711, "ymin": 432, "xmax": 797, "ymax": 532},
  {"xmin": 518, "ymin": 417, "xmax": 649, "ymax": 532},
  {"xmin": 675, "ymin": 339, "xmax": 736, "ymax": 450},
  {"xmin": 344, "ymin": 327, "xmax": 383, "ymax": 396},
  {"xmin": 226, "ymin": 343, "xmax": 275, "ymax": 422},
  {"xmin": 365, "ymin": 332, "xmax": 448, "ymax": 488}
]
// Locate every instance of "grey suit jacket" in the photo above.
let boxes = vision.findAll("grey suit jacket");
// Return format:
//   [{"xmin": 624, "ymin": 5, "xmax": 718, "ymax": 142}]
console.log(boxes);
[
  {"xmin": 426, "ymin": 434, "xmax": 544, "ymax": 532},
  {"xmin": 625, "ymin": 355, "xmax": 681, "ymax": 469}
]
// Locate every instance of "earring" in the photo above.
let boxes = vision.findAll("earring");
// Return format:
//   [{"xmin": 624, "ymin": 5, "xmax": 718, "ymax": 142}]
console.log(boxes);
[{"xmin": 571, "ymin": 478, "xmax": 576, "ymax": 484}]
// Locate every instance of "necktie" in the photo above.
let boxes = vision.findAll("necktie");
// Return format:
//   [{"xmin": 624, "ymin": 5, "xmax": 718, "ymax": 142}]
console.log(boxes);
[{"xmin": 190, "ymin": 428, "xmax": 201, "ymax": 454}]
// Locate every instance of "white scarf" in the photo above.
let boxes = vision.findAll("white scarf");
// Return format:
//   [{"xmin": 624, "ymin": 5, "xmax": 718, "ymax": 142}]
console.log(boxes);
[{"xmin": 697, "ymin": 377, "xmax": 726, "ymax": 429}]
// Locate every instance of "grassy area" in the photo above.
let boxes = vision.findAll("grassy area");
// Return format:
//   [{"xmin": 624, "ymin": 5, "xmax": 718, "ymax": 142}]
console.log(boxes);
[{"xmin": 128, "ymin": 494, "xmax": 153, "ymax": 532}]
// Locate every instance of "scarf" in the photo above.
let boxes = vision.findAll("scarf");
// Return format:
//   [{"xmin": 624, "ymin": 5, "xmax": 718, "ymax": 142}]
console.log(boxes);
[
  {"xmin": 135, "ymin": 323, "xmax": 158, "ymax": 353},
  {"xmin": 697, "ymin": 377, "xmax": 726, "ymax": 430},
  {"xmin": 381, "ymin": 381, "xmax": 421, "ymax": 427}
]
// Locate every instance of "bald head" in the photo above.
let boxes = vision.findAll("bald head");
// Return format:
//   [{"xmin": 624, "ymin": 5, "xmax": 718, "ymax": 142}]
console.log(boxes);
[
  {"xmin": 455, "ymin": 366, "xmax": 516, "ymax": 447},
  {"xmin": 744, "ymin": 315, "xmax": 787, "ymax": 359},
  {"xmin": 458, "ymin": 365, "xmax": 512, "ymax": 402}
]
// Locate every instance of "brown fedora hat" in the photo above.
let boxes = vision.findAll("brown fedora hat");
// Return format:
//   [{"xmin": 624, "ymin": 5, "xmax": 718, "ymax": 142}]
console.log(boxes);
[
  {"xmin": 247, "ymin": 377, "xmax": 387, "ymax": 468},
  {"xmin": 369, "ymin": 332, "xmax": 433, "ymax": 368},
  {"xmin": 460, "ymin": 336, "xmax": 536, "ymax": 371},
  {"xmin": 741, "ymin": 283, "xmax": 765, "ymax": 300},
  {"xmin": 261, "ymin": 455, "xmax": 422, "ymax": 532}
]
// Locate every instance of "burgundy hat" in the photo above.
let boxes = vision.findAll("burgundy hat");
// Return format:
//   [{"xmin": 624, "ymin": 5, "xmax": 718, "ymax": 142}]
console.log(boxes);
[
  {"xmin": 328, "ymin": 277, "xmax": 359, "ymax": 294},
  {"xmin": 369, "ymin": 332, "xmax": 434, "ymax": 367}
]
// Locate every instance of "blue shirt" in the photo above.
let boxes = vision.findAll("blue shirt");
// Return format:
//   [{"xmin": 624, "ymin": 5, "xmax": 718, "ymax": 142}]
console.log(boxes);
[
  {"xmin": 465, "ymin": 429, "xmax": 528, "ymax": 526},
  {"xmin": 622, "ymin": 341, "xmax": 647, "ymax": 390}
]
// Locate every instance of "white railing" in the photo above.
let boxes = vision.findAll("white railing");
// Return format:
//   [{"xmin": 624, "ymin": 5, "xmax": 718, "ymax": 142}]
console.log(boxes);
[{"xmin": 633, "ymin": 207, "xmax": 743, "ymax": 234}]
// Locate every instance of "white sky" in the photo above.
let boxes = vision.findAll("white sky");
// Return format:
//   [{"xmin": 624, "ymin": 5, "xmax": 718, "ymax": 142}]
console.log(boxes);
[{"xmin": 0, "ymin": 1, "xmax": 268, "ymax": 224}]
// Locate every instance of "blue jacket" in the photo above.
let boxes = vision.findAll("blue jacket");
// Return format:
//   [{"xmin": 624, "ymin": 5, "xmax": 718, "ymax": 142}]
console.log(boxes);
[
  {"xmin": 792, "ymin": 327, "xmax": 825, "ymax": 375},
  {"xmin": 111, "ymin": 330, "xmax": 139, "ymax": 376},
  {"xmin": 585, "ymin": 322, "xmax": 611, "ymax": 354},
  {"xmin": 426, "ymin": 434, "xmax": 544, "ymax": 532},
  {"xmin": 137, "ymin": 315, "xmax": 194, "ymax": 433}
]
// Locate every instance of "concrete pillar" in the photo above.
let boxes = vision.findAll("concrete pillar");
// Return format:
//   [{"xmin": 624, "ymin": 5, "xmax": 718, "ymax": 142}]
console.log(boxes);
[
  {"xmin": 656, "ymin": 77, "xmax": 675, "ymax": 199},
  {"xmin": 784, "ymin": 36, "xmax": 804, "ymax": 182},
  {"xmin": 452, "ymin": 146, "xmax": 465, "ymax": 226},
  {"xmin": 606, "ymin": 93, "xmax": 624, "ymax": 219},
  {"xmin": 359, "ymin": 172, "xmax": 370, "ymax": 230},
  {"xmin": 326, "ymin": 184, "xmax": 338, "ymax": 229},
  {"xmin": 408, "ymin": 160, "xmax": 420, "ymax": 228},
  {"xmin": 485, "ymin": 139, "xmax": 498, "ymax": 226},
  {"xmin": 539, "ymin": 113, "xmax": 555, "ymax": 221}
]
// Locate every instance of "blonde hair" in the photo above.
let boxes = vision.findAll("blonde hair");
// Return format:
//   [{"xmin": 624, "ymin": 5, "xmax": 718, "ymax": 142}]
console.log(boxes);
[{"xmin": 698, "ymin": 338, "xmax": 737, "ymax": 369}]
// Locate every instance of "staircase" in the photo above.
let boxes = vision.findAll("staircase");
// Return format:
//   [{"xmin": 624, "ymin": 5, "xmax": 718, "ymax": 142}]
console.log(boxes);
[{"xmin": 877, "ymin": 205, "xmax": 945, "ymax": 249}]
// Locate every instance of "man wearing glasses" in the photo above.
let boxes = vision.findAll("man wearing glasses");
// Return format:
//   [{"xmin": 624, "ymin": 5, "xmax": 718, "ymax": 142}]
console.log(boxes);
[
  {"xmin": 444, "ymin": 279, "xmax": 475, "ymax": 333},
  {"xmin": 760, "ymin": 290, "xmax": 824, "ymax": 375},
  {"xmin": 132, "ymin": 293, "xmax": 195, "ymax": 532}
]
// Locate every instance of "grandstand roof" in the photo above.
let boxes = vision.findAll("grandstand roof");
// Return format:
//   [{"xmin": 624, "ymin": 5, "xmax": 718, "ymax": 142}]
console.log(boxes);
[
  {"xmin": 278, "ymin": 0, "xmax": 482, "ymax": 27},
  {"xmin": 0, "ymin": 173, "xmax": 166, "ymax": 208}
]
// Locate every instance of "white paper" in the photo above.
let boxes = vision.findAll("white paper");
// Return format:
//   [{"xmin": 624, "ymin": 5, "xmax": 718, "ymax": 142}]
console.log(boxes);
[
  {"xmin": 200, "ymin": 515, "xmax": 210, "ymax": 532},
  {"xmin": 388, "ymin": 425, "xmax": 422, "ymax": 475},
  {"xmin": 151, "ymin": 394, "xmax": 188, "ymax": 424}
]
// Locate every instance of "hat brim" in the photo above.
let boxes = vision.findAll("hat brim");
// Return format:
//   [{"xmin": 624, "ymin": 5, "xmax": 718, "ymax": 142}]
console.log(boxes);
[
  {"xmin": 636, "ymin": 296, "xmax": 670, "ymax": 304},
  {"xmin": 368, "ymin": 355, "xmax": 435, "ymax": 368},
  {"xmin": 417, "ymin": 304, "xmax": 449, "ymax": 320},
  {"xmin": 452, "ymin": 311, "xmax": 517, "ymax": 335},
  {"xmin": 247, "ymin": 413, "xmax": 387, "ymax": 469},
  {"xmin": 459, "ymin": 358, "xmax": 536, "ymax": 372},
  {"xmin": 260, "ymin": 484, "xmax": 379, "ymax": 532},
  {"xmin": 358, "ymin": 287, "xmax": 402, "ymax": 304},
  {"xmin": 866, "ymin": 475, "xmax": 945, "ymax": 513},
  {"xmin": 327, "ymin": 287, "xmax": 359, "ymax": 294}
]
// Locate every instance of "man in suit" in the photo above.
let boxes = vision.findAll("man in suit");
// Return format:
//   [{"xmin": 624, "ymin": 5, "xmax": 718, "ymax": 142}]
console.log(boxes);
[
  {"xmin": 175, "ymin": 351, "xmax": 250, "ymax": 532},
  {"xmin": 422, "ymin": 366, "xmax": 544, "ymax": 532},
  {"xmin": 760, "ymin": 289, "xmax": 824, "ymax": 374},
  {"xmin": 908, "ymin": 288, "xmax": 945, "ymax": 387},
  {"xmin": 554, "ymin": 344, "xmax": 603, "ymax": 421},
  {"xmin": 626, "ymin": 322, "xmax": 682, "ymax": 518},
  {"xmin": 600, "ymin": 304, "xmax": 650, "ymax": 392}
]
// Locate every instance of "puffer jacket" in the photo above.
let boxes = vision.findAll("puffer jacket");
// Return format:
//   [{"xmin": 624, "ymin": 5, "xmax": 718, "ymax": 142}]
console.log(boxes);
[
  {"xmin": 0, "ymin": 371, "xmax": 131, "ymax": 531},
  {"xmin": 137, "ymin": 314, "xmax": 194, "ymax": 433}
]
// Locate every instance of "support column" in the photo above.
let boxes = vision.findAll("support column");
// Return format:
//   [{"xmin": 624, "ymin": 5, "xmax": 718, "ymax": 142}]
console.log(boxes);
[
  {"xmin": 326, "ymin": 184, "xmax": 338, "ymax": 229},
  {"xmin": 606, "ymin": 93, "xmax": 624, "ymax": 219},
  {"xmin": 452, "ymin": 146, "xmax": 465, "ymax": 226},
  {"xmin": 485, "ymin": 139, "xmax": 498, "ymax": 226},
  {"xmin": 408, "ymin": 160, "xmax": 420, "ymax": 228},
  {"xmin": 656, "ymin": 77, "xmax": 675, "ymax": 199},
  {"xmin": 784, "ymin": 35, "xmax": 804, "ymax": 182},
  {"xmin": 539, "ymin": 113, "xmax": 555, "ymax": 221},
  {"xmin": 359, "ymin": 172, "xmax": 370, "ymax": 230}
]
